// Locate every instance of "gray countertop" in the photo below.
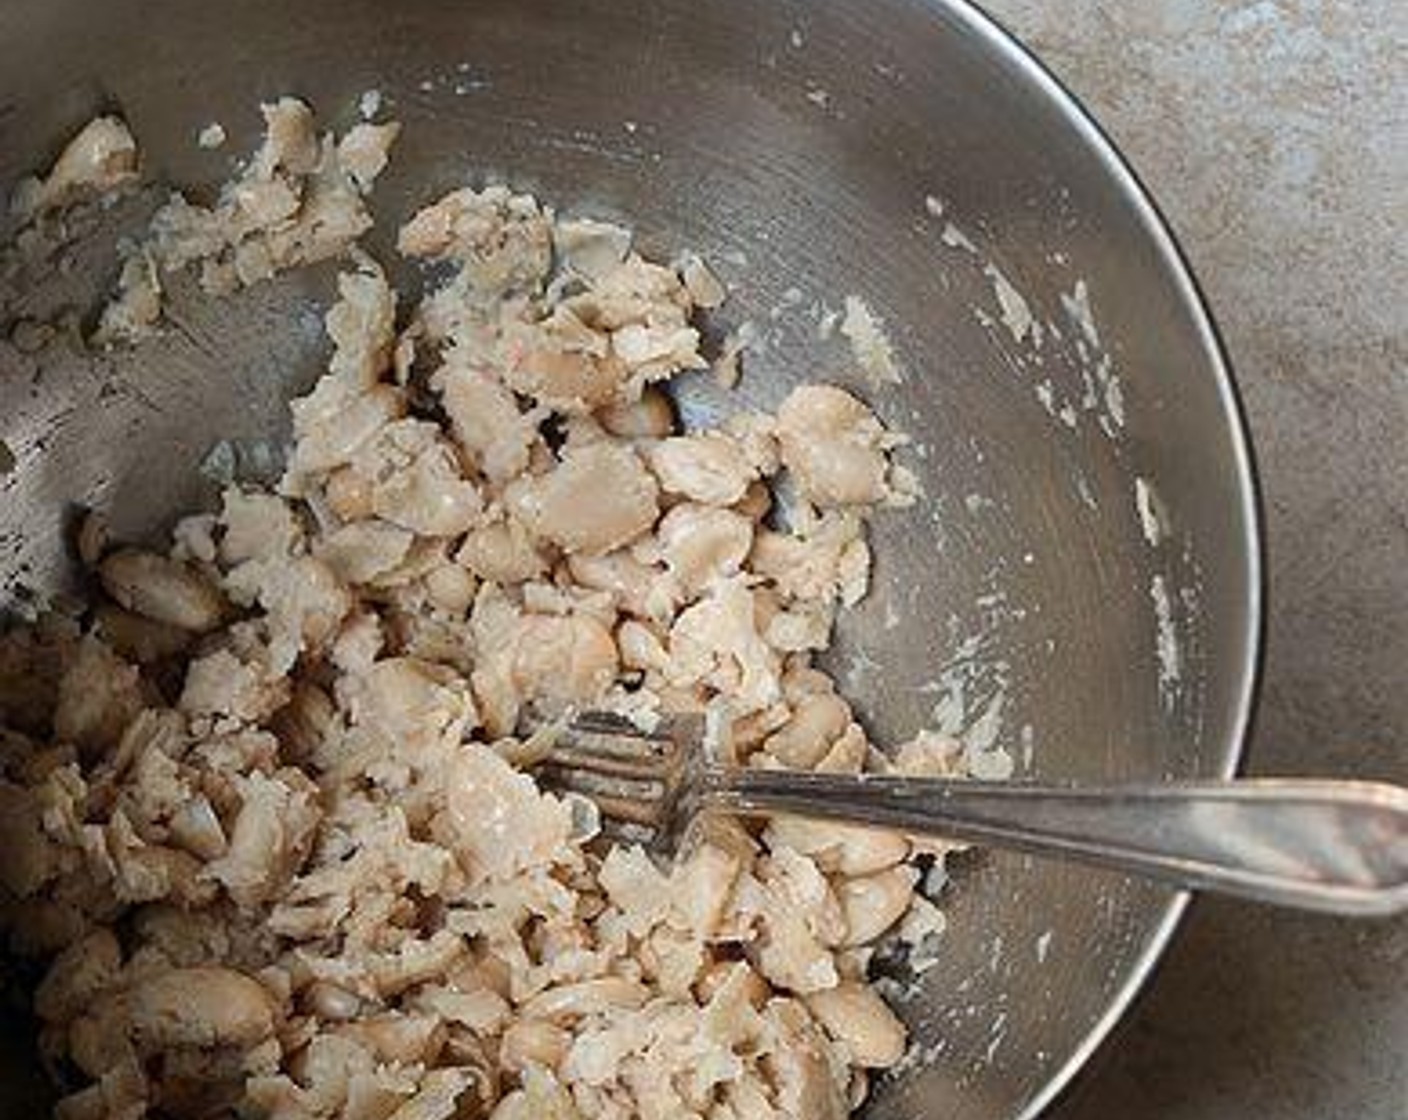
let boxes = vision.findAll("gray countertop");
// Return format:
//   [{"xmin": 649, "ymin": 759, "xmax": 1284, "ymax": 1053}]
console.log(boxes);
[{"xmin": 981, "ymin": 2, "xmax": 1408, "ymax": 1117}]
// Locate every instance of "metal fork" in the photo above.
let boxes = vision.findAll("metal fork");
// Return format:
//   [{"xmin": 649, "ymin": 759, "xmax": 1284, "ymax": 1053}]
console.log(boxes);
[{"xmin": 528, "ymin": 711, "xmax": 1408, "ymax": 917}]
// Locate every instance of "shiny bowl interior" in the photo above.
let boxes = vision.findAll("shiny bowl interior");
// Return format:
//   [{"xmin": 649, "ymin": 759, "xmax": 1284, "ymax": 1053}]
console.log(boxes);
[{"xmin": 0, "ymin": 0, "xmax": 1261, "ymax": 1116}]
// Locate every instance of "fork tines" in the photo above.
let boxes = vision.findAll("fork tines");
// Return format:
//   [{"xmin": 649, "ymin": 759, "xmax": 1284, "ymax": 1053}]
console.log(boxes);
[{"xmin": 529, "ymin": 711, "xmax": 700, "ymax": 838}]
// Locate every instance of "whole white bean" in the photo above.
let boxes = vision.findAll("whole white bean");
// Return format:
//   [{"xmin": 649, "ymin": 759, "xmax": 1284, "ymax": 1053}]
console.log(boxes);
[
  {"xmin": 99, "ymin": 550, "xmax": 224, "ymax": 632},
  {"xmin": 836, "ymin": 866, "xmax": 917, "ymax": 946},
  {"xmin": 129, "ymin": 966, "xmax": 275, "ymax": 1050},
  {"xmin": 762, "ymin": 693, "xmax": 850, "ymax": 769},
  {"xmin": 805, "ymin": 982, "xmax": 907, "ymax": 1068},
  {"xmin": 303, "ymin": 980, "xmax": 361, "ymax": 1021}
]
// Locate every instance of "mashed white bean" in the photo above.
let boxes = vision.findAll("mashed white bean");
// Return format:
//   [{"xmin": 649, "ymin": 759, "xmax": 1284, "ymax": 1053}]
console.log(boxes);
[{"xmin": 0, "ymin": 102, "xmax": 974, "ymax": 1120}]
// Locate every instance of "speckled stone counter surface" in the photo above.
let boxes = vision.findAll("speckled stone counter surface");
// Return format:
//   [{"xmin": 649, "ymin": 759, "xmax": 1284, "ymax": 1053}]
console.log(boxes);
[{"xmin": 980, "ymin": 2, "xmax": 1407, "ymax": 1117}]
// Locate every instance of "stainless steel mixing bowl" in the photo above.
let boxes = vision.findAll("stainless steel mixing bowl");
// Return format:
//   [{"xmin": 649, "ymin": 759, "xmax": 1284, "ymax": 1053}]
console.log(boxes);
[{"xmin": 0, "ymin": 0, "xmax": 1262, "ymax": 1115}]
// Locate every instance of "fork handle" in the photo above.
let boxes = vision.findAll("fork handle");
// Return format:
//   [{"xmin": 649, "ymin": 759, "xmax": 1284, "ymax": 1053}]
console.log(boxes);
[{"xmin": 700, "ymin": 772, "xmax": 1408, "ymax": 916}]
